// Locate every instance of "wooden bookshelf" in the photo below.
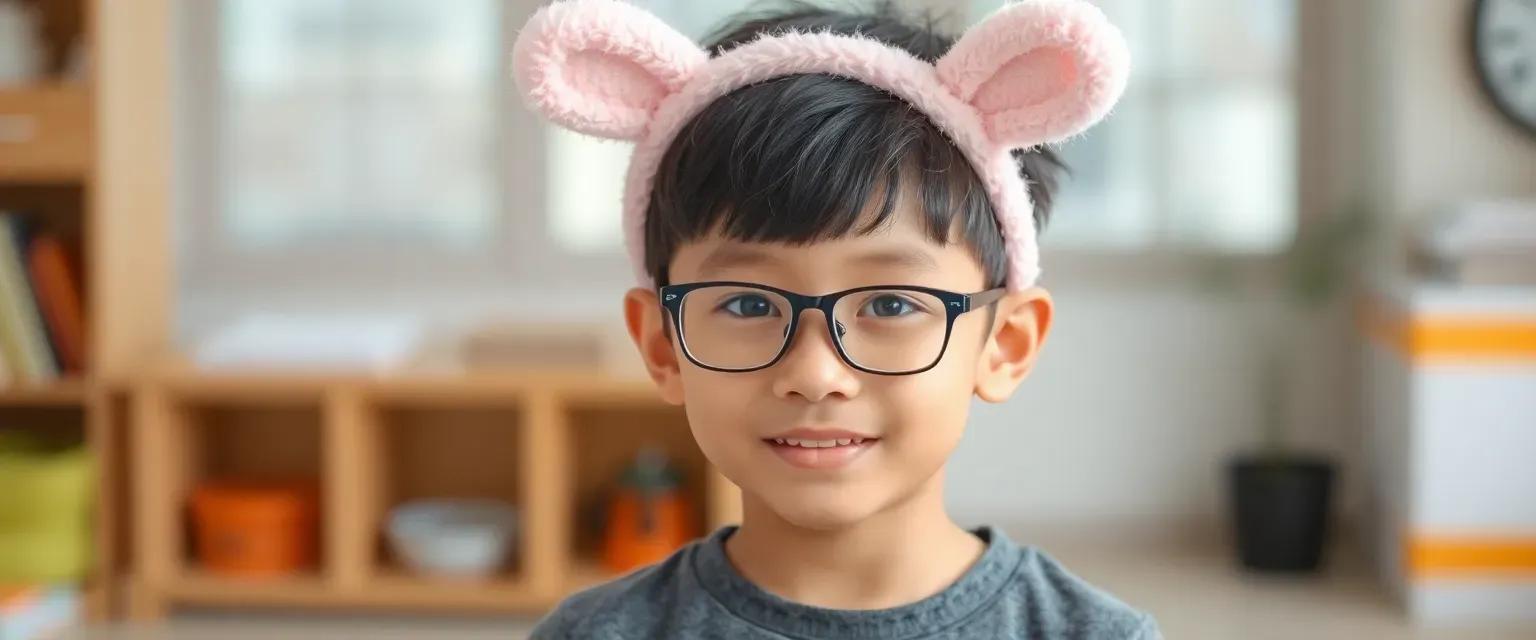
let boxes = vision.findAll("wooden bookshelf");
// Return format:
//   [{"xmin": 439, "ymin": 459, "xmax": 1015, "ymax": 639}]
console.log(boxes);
[
  {"xmin": 0, "ymin": 0, "xmax": 123, "ymax": 624},
  {"xmin": 126, "ymin": 365, "xmax": 744, "ymax": 618}
]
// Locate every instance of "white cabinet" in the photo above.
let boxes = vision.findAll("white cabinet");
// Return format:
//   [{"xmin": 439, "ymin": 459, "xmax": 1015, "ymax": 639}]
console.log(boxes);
[{"xmin": 1364, "ymin": 278, "xmax": 1536, "ymax": 626}]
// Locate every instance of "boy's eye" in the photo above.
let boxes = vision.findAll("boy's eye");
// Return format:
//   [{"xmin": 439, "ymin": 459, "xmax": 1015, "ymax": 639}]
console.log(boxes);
[
  {"xmin": 859, "ymin": 294, "xmax": 919, "ymax": 318},
  {"xmin": 718, "ymin": 293, "xmax": 781, "ymax": 318}
]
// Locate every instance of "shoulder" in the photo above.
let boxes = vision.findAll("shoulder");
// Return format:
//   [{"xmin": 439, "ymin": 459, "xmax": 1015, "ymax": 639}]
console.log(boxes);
[
  {"xmin": 1001, "ymin": 543, "xmax": 1160, "ymax": 639},
  {"xmin": 528, "ymin": 545, "xmax": 699, "ymax": 640}
]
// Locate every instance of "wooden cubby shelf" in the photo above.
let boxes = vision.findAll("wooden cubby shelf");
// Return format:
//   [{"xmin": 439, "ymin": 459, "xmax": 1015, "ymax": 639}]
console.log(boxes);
[
  {"xmin": 128, "ymin": 369, "xmax": 744, "ymax": 618},
  {"xmin": 0, "ymin": 0, "xmax": 122, "ymax": 622}
]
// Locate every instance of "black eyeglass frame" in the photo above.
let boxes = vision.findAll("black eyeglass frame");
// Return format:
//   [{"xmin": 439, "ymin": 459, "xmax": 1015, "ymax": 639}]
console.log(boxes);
[{"xmin": 658, "ymin": 281, "xmax": 1007, "ymax": 376}]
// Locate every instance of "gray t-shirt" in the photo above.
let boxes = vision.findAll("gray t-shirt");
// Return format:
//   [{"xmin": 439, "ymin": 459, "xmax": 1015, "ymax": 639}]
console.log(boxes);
[{"xmin": 531, "ymin": 526, "xmax": 1160, "ymax": 639}]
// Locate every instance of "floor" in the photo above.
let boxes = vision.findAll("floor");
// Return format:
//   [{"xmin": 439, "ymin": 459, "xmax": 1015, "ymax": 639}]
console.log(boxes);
[{"xmin": 74, "ymin": 540, "xmax": 1532, "ymax": 639}]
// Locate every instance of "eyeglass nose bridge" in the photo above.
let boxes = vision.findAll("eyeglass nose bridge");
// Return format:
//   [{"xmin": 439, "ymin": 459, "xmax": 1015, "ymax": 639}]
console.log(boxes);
[{"xmin": 781, "ymin": 293, "xmax": 848, "ymax": 343}]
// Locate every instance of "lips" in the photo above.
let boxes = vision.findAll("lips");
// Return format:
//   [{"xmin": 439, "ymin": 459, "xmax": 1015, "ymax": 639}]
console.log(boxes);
[{"xmin": 762, "ymin": 429, "xmax": 878, "ymax": 470}]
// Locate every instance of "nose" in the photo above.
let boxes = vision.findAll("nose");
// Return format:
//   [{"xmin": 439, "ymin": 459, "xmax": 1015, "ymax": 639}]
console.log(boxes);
[{"xmin": 771, "ymin": 311, "xmax": 861, "ymax": 402}]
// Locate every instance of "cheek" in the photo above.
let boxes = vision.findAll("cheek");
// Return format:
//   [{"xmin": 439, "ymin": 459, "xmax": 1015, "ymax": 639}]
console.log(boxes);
[
  {"xmin": 878, "ymin": 347, "xmax": 979, "ymax": 454},
  {"xmin": 677, "ymin": 368, "xmax": 758, "ymax": 457}
]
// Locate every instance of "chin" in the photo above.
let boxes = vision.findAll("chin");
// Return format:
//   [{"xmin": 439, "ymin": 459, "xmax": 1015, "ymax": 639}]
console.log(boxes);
[{"xmin": 758, "ymin": 489, "xmax": 890, "ymax": 531}]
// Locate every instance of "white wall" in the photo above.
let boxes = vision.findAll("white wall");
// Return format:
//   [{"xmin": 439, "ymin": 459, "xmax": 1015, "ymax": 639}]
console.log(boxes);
[
  {"xmin": 1372, "ymin": 0, "xmax": 1536, "ymax": 266},
  {"xmin": 945, "ymin": 285, "xmax": 1356, "ymax": 534}
]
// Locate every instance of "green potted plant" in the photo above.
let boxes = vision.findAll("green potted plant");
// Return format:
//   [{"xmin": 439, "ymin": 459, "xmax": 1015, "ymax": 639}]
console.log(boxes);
[{"xmin": 1211, "ymin": 204, "xmax": 1371, "ymax": 573}]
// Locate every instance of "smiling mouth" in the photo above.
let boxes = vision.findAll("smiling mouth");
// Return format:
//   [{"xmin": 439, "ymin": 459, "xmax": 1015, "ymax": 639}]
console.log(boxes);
[{"xmin": 762, "ymin": 435, "xmax": 879, "ymax": 470}]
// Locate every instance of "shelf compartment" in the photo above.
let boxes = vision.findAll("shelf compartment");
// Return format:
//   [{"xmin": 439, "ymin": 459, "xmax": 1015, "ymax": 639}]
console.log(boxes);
[
  {"xmin": 174, "ymin": 401, "xmax": 326, "ymax": 581},
  {"xmin": 568, "ymin": 403, "xmax": 710, "ymax": 580},
  {"xmin": 0, "ymin": 404, "xmax": 86, "ymax": 443},
  {"xmin": 374, "ymin": 403, "xmax": 525, "ymax": 585}
]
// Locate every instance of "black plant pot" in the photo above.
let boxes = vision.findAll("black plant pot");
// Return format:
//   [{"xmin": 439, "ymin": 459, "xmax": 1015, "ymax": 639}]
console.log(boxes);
[{"xmin": 1228, "ymin": 454, "xmax": 1336, "ymax": 573}]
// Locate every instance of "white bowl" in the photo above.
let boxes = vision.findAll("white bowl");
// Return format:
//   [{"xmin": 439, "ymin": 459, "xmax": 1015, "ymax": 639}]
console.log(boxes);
[{"xmin": 387, "ymin": 499, "xmax": 518, "ymax": 579}]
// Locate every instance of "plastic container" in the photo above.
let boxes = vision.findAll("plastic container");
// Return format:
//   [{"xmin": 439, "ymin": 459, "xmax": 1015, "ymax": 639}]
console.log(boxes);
[
  {"xmin": 190, "ymin": 480, "xmax": 319, "ymax": 578},
  {"xmin": 0, "ymin": 433, "xmax": 94, "ymax": 583},
  {"xmin": 386, "ymin": 499, "xmax": 518, "ymax": 580}
]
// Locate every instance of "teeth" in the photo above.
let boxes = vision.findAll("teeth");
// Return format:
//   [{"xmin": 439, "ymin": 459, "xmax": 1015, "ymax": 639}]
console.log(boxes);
[{"xmin": 770, "ymin": 437, "xmax": 874, "ymax": 447}]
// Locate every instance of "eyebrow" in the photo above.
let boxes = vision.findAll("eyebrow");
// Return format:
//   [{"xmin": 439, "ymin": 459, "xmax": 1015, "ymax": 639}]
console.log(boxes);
[
  {"xmin": 694, "ymin": 243, "xmax": 940, "ymax": 280},
  {"xmin": 696, "ymin": 245, "xmax": 778, "ymax": 279},
  {"xmin": 851, "ymin": 245, "xmax": 940, "ymax": 273}
]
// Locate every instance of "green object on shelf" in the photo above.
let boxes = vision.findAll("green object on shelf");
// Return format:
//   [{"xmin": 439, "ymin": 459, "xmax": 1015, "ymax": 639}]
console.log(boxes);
[
  {"xmin": 0, "ymin": 432, "xmax": 95, "ymax": 583},
  {"xmin": 0, "ymin": 527, "xmax": 91, "ymax": 583}
]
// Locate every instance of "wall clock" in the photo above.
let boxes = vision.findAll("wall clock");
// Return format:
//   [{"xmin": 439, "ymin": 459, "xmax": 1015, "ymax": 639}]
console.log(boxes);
[{"xmin": 1472, "ymin": 0, "xmax": 1536, "ymax": 137}]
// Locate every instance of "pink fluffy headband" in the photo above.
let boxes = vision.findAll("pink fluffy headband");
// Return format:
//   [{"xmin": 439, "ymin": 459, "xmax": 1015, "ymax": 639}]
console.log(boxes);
[{"xmin": 512, "ymin": 0, "xmax": 1130, "ymax": 291}]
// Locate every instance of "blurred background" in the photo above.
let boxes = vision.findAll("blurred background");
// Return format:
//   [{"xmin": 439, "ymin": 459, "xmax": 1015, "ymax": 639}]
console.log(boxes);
[{"xmin": 0, "ymin": 0, "xmax": 1534, "ymax": 638}]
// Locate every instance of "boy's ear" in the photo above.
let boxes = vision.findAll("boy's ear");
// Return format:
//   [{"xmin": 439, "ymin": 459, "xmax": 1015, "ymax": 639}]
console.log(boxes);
[
  {"xmin": 512, "ymin": 0, "xmax": 707, "ymax": 141},
  {"xmin": 936, "ymin": 0, "xmax": 1130, "ymax": 150},
  {"xmin": 974, "ymin": 288, "xmax": 1053, "ymax": 403},
  {"xmin": 623, "ymin": 288, "xmax": 686, "ymax": 405}
]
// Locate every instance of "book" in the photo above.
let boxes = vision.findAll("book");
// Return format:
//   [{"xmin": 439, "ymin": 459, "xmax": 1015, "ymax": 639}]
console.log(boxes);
[
  {"xmin": 0, "ymin": 212, "xmax": 85, "ymax": 383},
  {"xmin": 24, "ymin": 236, "xmax": 85, "ymax": 374},
  {"xmin": 0, "ymin": 215, "xmax": 55, "ymax": 382}
]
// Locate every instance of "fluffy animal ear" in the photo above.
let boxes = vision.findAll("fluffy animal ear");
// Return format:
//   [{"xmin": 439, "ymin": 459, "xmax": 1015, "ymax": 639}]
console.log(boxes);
[
  {"xmin": 512, "ymin": 0, "xmax": 707, "ymax": 141},
  {"xmin": 936, "ymin": 0, "xmax": 1130, "ymax": 149}
]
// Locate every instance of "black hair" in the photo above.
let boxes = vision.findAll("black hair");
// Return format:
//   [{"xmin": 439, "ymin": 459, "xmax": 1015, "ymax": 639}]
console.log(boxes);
[{"xmin": 644, "ymin": 1, "xmax": 1067, "ymax": 288}]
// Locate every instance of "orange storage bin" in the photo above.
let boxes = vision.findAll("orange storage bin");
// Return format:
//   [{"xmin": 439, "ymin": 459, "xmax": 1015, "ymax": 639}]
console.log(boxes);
[
  {"xmin": 603, "ymin": 490, "xmax": 695, "ymax": 574},
  {"xmin": 190, "ymin": 480, "xmax": 319, "ymax": 578},
  {"xmin": 602, "ymin": 448, "xmax": 697, "ymax": 574}
]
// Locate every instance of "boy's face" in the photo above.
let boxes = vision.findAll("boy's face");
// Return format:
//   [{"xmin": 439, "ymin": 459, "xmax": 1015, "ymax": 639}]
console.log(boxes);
[{"xmin": 624, "ymin": 206, "xmax": 1052, "ymax": 531}]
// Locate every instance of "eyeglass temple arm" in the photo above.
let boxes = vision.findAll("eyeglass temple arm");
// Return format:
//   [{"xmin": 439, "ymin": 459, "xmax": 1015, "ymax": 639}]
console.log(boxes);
[{"xmin": 966, "ymin": 287, "xmax": 1009, "ymax": 312}]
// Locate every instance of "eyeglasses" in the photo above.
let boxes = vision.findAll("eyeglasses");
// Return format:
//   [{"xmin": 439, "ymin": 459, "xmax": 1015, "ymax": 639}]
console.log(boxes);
[{"xmin": 658, "ymin": 281, "xmax": 1006, "ymax": 376}]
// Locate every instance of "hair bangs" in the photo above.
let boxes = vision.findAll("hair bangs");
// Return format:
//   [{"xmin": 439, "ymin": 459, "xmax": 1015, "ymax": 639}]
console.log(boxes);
[{"xmin": 646, "ymin": 74, "xmax": 995, "ymax": 285}]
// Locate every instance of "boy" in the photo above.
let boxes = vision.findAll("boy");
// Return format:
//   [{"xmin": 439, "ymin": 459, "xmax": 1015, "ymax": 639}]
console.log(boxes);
[{"xmin": 514, "ymin": 0, "xmax": 1157, "ymax": 637}]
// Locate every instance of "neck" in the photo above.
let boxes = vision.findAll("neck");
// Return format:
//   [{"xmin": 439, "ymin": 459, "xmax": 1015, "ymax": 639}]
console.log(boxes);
[{"xmin": 723, "ymin": 471, "xmax": 984, "ymax": 610}]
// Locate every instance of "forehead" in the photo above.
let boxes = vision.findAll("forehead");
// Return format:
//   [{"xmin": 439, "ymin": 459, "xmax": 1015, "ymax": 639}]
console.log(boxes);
[{"xmin": 668, "ymin": 205, "xmax": 987, "ymax": 293}]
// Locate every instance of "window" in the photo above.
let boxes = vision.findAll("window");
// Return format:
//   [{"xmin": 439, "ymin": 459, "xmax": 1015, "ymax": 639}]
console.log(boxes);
[
  {"xmin": 217, "ymin": 0, "xmax": 502, "ymax": 250},
  {"xmin": 179, "ymin": 0, "xmax": 763, "ymax": 301},
  {"xmin": 178, "ymin": 0, "xmax": 513, "ymax": 293}
]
